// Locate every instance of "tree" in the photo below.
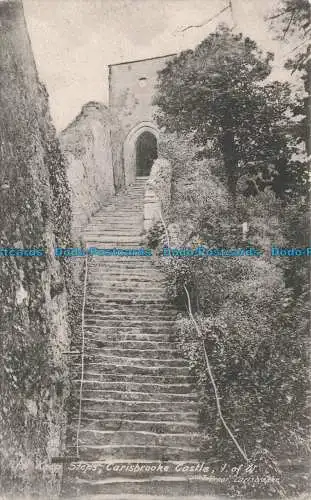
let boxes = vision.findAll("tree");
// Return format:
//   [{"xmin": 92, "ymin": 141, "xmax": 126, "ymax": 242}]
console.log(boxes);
[
  {"xmin": 268, "ymin": 0, "xmax": 310, "ymax": 158},
  {"xmin": 153, "ymin": 25, "xmax": 307, "ymax": 199}
]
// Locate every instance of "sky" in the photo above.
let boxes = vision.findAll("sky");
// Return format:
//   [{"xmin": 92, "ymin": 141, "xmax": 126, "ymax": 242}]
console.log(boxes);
[{"xmin": 22, "ymin": 0, "xmax": 298, "ymax": 132}]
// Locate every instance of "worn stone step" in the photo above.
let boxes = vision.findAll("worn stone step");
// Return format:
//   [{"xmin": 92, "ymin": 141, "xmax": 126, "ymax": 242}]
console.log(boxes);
[
  {"xmin": 87, "ymin": 270, "xmax": 161, "ymax": 277},
  {"xmin": 86, "ymin": 299, "xmax": 169, "ymax": 305},
  {"xmin": 75, "ymin": 410, "xmax": 198, "ymax": 423},
  {"xmin": 69, "ymin": 429, "xmax": 201, "ymax": 448},
  {"xmin": 85, "ymin": 237, "xmax": 144, "ymax": 243},
  {"xmin": 88, "ymin": 258, "xmax": 157, "ymax": 263},
  {"xmin": 89, "ymin": 278, "xmax": 165, "ymax": 285},
  {"xmin": 75, "ymin": 348, "xmax": 181, "ymax": 361},
  {"xmin": 85, "ymin": 233, "xmax": 143, "ymax": 238},
  {"xmin": 84, "ymin": 312, "xmax": 176, "ymax": 321},
  {"xmin": 88, "ymin": 287, "xmax": 166, "ymax": 295},
  {"xmin": 86, "ymin": 242, "xmax": 144, "ymax": 247},
  {"xmin": 83, "ymin": 331, "xmax": 176, "ymax": 342},
  {"xmin": 74, "ymin": 389, "xmax": 197, "ymax": 403},
  {"xmin": 71, "ymin": 363, "xmax": 190, "ymax": 377},
  {"xmin": 72, "ymin": 379, "xmax": 194, "ymax": 394},
  {"xmin": 65, "ymin": 445, "xmax": 201, "ymax": 462},
  {"xmin": 88, "ymin": 271, "xmax": 160, "ymax": 276},
  {"xmin": 87, "ymin": 288, "xmax": 166, "ymax": 295},
  {"xmin": 88, "ymin": 269, "xmax": 163, "ymax": 275},
  {"xmin": 83, "ymin": 332, "xmax": 177, "ymax": 343},
  {"xmin": 84, "ymin": 315, "xmax": 176, "ymax": 323},
  {"xmin": 84, "ymin": 340, "xmax": 179, "ymax": 350},
  {"xmin": 76, "ymin": 399, "xmax": 198, "ymax": 414},
  {"xmin": 87, "ymin": 312, "xmax": 176, "ymax": 327},
  {"xmin": 84, "ymin": 303, "xmax": 176, "ymax": 310},
  {"xmin": 82, "ymin": 327, "xmax": 176, "ymax": 335},
  {"xmin": 75, "ymin": 355, "xmax": 186, "ymax": 368},
  {"xmin": 72, "ymin": 372, "xmax": 193, "ymax": 385},
  {"xmin": 89, "ymin": 223, "xmax": 142, "ymax": 228},
  {"xmin": 69, "ymin": 418, "xmax": 198, "ymax": 434},
  {"xmin": 84, "ymin": 319, "xmax": 175, "ymax": 328},
  {"xmin": 84, "ymin": 309, "xmax": 174, "ymax": 318},
  {"xmin": 62, "ymin": 477, "xmax": 219, "ymax": 498},
  {"xmin": 89, "ymin": 281, "xmax": 163, "ymax": 288}
]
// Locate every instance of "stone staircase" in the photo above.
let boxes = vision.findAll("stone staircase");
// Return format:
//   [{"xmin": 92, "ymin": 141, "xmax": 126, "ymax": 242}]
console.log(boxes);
[{"xmin": 61, "ymin": 178, "xmax": 217, "ymax": 498}]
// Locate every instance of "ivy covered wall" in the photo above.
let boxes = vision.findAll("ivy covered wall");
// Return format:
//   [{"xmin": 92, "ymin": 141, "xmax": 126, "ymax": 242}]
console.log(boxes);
[{"xmin": 0, "ymin": 0, "xmax": 73, "ymax": 496}]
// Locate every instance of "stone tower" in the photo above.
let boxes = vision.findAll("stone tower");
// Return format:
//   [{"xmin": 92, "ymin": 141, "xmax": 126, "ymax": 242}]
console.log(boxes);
[{"xmin": 109, "ymin": 53, "xmax": 176, "ymax": 187}]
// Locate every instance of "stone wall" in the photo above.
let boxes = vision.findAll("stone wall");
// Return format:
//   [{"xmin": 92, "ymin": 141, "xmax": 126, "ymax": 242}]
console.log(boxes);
[
  {"xmin": 59, "ymin": 102, "xmax": 119, "ymax": 238},
  {"xmin": 0, "ymin": 0, "xmax": 72, "ymax": 496},
  {"xmin": 144, "ymin": 158, "xmax": 172, "ymax": 232}
]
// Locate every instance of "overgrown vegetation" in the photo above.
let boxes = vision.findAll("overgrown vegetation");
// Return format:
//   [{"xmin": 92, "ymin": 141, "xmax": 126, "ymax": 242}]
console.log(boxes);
[
  {"xmin": 150, "ymin": 22, "xmax": 310, "ymax": 498},
  {"xmin": 153, "ymin": 25, "xmax": 308, "ymax": 200}
]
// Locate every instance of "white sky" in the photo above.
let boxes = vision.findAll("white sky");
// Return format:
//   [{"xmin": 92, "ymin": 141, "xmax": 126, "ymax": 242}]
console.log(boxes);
[{"xmin": 22, "ymin": 0, "xmax": 298, "ymax": 132}]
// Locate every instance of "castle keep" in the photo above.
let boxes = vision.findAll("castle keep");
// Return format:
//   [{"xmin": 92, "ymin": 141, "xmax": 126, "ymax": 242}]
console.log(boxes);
[{"xmin": 109, "ymin": 54, "xmax": 176, "ymax": 186}]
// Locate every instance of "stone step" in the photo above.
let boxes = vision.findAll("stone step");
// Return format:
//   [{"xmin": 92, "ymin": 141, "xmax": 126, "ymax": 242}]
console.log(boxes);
[
  {"xmin": 68, "ymin": 418, "xmax": 198, "ymax": 434},
  {"xmin": 72, "ymin": 371, "xmax": 193, "ymax": 384},
  {"xmin": 85, "ymin": 231, "xmax": 143, "ymax": 237},
  {"xmin": 84, "ymin": 319, "xmax": 175, "ymax": 327},
  {"xmin": 88, "ymin": 274, "xmax": 162, "ymax": 280},
  {"xmin": 82, "ymin": 326, "xmax": 176, "ymax": 335},
  {"xmin": 85, "ymin": 227, "xmax": 143, "ymax": 232},
  {"xmin": 87, "ymin": 266, "xmax": 160, "ymax": 272},
  {"xmin": 86, "ymin": 233, "xmax": 143, "ymax": 238},
  {"xmin": 71, "ymin": 363, "xmax": 190, "ymax": 377},
  {"xmin": 85, "ymin": 240, "xmax": 144, "ymax": 246},
  {"xmin": 83, "ymin": 340, "xmax": 179, "ymax": 350},
  {"xmin": 75, "ymin": 399, "xmax": 198, "ymax": 413},
  {"xmin": 74, "ymin": 410, "xmax": 198, "ymax": 423},
  {"xmin": 87, "ymin": 270, "xmax": 161, "ymax": 276},
  {"xmin": 75, "ymin": 355, "xmax": 186, "ymax": 368},
  {"xmin": 84, "ymin": 308, "xmax": 174, "ymax": 316},
  {"xmin": 73, "ymin": 348, "xmax": 181, "ymax": 361},
  {"xmin": 84, "ymin": 299, "xmax": 174, "ymax": 307},
  {"xmin": 89, "ymin": 277, "xmax": 165, "ymax": 284},
  {"xmin": 89, "ymin": 218, "xmax": 143, "ymax": 223},
  {"xmin": 84, "ymin": 307, "xmax": 176, "ymax": 315},
  {"xmin": 65, "ymin": 445, "xmax": 201, "ymax": 462},
  {"xmin": 86, "ymin": 298, "xmax": 169, "ymax": 305},
  {"xmin": 88, "ymin": 286, "xmax": 165, "ymax": 294},
  {"xmin": 89, "ymin": 268, "xmax": 157, "ymax": 274},
  {"xmin": 62, "ymin": 477, "xmax": 218, "ymax": 498},
  {"xmin": 88, "ymin": 258, "xmax": 156, "ymax": 263},
  {"xmin": 86, "ymin": 224, "xmax": 142, "ymax": 230},
  {"xmin": 74, "ymin": 389, "xmax": 197, "ymax": 403},
  {"xmin": 72, "ymin": 380, "xmax": 194, "ymax": 394},
  {"xmin": 84, "ymin": 316, "xmax": 175, "ymax": 324},
  {"xmin": 88, "ymin": 215, "xmax": 143, "ymax": 220},
  {"xmin": 82, "ymin": 332, "xmax": 177, "ymax": 342},
  {"xmin": 68, "ymin": 430, "xmax": 201, "ymax": 448}
]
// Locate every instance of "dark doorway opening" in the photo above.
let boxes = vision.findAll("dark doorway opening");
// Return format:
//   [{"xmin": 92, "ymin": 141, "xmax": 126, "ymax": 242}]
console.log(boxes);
[{"xmin": 136, "ymin": 131, "xmax": 157, "ymax": 177}]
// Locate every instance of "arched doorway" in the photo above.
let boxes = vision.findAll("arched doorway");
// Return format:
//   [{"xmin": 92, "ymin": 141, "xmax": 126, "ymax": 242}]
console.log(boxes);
[
  {"xmin": 135, "ymin": 131, "xmax": 157, "ymax": 177},
  {"xmin": 123, "ymin": 122, "xmax": 159, "ymax": 185}
]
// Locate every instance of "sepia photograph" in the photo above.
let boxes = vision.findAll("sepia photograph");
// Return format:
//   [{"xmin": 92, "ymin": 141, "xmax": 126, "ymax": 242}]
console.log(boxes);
[{"xmin": 0, "ymin": 0, "xmax": 310, "ymax": 499}]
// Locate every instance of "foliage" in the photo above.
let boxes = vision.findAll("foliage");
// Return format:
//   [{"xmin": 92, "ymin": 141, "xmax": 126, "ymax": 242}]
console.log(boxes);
[
  {"xmin": 155, "ymin": 133, "xmax": 310, "ymax": 496},
  {"xmin": 153, "ymin": 25, "xmax": 308, "ymax": 198},
  {"xmin": 267, "ymin": 0, "xmax": 311, "ymax": 160},
  {"xmin": 146, "ymin": 220, "xmax": 165, "ymax": 249}
]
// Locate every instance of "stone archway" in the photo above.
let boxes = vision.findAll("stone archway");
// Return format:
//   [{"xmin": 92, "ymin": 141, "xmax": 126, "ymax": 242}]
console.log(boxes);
[{"xmin": 123, "ymin": 122, "xmax": 159, "ymax": 185}]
